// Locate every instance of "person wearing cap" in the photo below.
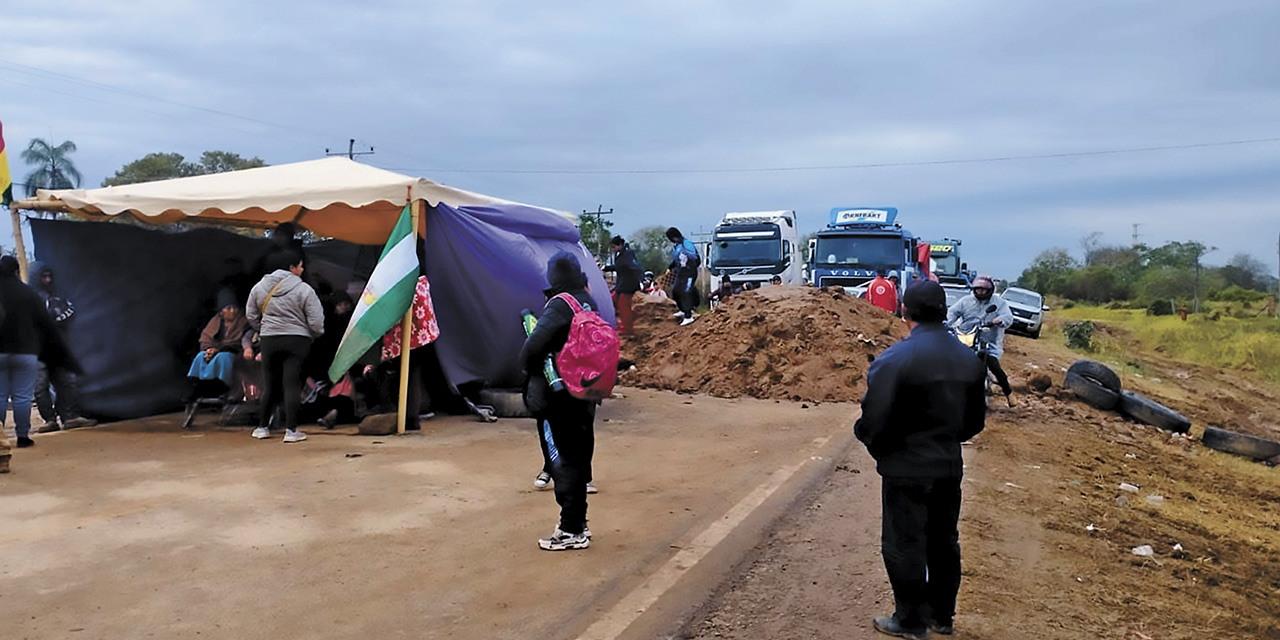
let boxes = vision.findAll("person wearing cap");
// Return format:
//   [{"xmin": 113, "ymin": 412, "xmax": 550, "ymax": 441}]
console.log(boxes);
[
  {"xmin": 519, "ymin": 250, "xmax": 598, "ymax": 551},
  {"xmin": 946, "ymin": 275, "xmax": 1015, "ymax": 403},
  {"xmin": 855, "ymin": 280, "xmax": 987, "ymax": 639},
  {"xmin": 602, "ymin": 235, "xmax": 642, "ymax": 337},
  {"xmin": 864, "ymin": 268, "xmax": 900, "ymax": 315}
]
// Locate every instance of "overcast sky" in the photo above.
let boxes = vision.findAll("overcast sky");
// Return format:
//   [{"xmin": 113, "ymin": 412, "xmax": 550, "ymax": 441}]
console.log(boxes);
[{"xmin": 3, "ymin": 0, "xmax": 1279, "ymax": 280}]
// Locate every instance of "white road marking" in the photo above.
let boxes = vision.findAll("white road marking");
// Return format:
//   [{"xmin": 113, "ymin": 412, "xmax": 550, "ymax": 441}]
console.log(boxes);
[{"xmin": 576, "ymin": 436, "xmax": 830, "ymax": 640}]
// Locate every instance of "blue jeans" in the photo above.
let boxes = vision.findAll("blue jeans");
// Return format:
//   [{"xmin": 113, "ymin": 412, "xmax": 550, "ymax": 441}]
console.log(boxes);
[{"xmin": 0, "ymin": 354, "xmax": 41, "ymax": 438}]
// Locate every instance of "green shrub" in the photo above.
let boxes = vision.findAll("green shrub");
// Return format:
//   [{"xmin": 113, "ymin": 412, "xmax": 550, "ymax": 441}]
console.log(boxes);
[
  {"xmin": 1147, "ymin": 300, "xmax": 1175, "ymax": 316},
  {"xmin": 1062, "ymin": 300, "xmax": 1076, "ymax": 309},
  {"xmin": 1063, "ymin": 320, "xmax": 1097, "ymax": 351}
]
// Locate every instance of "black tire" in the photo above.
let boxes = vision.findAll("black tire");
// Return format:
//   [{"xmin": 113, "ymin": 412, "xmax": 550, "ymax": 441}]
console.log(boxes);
[
  {"xmin": 1201, "ymin": 427, "xmax": 1280, "ymax": 461},
  {"xmin": 479, "ymin": 389, "xmax": 531, "ymax": 419},
  {"xmin": 1062, "ymin": 370, "xmax": 1120, "ymax": 410},
  {"xmin": 1029, "ymin": 326, "xmax": 1041, "ymax": 339},
  {"xmin": 1066, "ymin": 360, "xmax": 1121, "ymax": 394},
  {"xmin": 1117, "ymin": 391, "xmax": 1191, "ymax": 433}
]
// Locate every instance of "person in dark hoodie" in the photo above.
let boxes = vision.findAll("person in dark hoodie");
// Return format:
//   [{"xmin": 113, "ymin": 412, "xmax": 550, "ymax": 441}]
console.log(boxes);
[
  {"xmin": 854, "ymin": 281, "xmax": 987, "ymax": 639},
  {"xmin": 0, "ymin": 256, "xmax": 81, "ymax": 449},
  {"xmin": 519, "ymin": 251, "xmax": 598, "ymax": 551},
  {"xmin": 246, "ymin": 249, "xmax": 324, "ymax": 443},
  {"xmin": 601, "ymin": 235, "xmax": 641, "ymax": 338},
  {"xmin": 30, "ymin": 263, "xmax": 96, "ymax": 432}
]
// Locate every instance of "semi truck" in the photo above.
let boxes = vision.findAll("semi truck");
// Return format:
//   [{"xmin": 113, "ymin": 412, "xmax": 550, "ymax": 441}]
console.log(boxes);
[
  {"xmin": 923, "ymin": 238, "xmax": 975, "ymax": 286},
  {"xmin": 705, "ymin": 210, "xmax": 803, "ymax": 287},
  {"xmin": 807, "ymin": 207, "xmax": 919, "ymax": 291}
]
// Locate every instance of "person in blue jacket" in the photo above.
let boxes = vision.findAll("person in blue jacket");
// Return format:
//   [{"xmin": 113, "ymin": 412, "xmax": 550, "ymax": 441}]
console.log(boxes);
[
  {"xmin": 665, "ymin": 227, "xmax": 701, "ymax": 326},
  {"xmin": 855, "ymin": 281, "xmax": 987, "ymax": 639}
]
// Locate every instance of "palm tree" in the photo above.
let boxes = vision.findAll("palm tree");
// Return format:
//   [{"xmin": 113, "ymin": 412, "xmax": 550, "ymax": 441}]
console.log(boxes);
[{"xmin": 21, "ymin": 138, "xmax": 82, "ymax": 196}]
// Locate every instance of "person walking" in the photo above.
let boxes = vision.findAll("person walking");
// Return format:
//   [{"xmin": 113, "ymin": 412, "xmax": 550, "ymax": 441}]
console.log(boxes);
[
  {"xmin": 30, "ymin": 263, "xmax": 96, "ymax": 432},
  {"xmin": 665, "ymin": 227, "xmax": 701, "ymax": 326},
  {"xmin": 0, "ymin": 256, "xmax": 81, "ymax": 449},
  {"xmin": 602, "ymin": 235, "xmax": 641, "ymax": 337},
  {"xmin": 855, "ymin": 281, "xmax": 987, "ymax": 639},
  {"xmin": 246, "ymin": 249, "xmax": 324, "ymax": 443},
  {"xmin": 519, "ymin": 251, "xmax": 599, "ymax": 551}
]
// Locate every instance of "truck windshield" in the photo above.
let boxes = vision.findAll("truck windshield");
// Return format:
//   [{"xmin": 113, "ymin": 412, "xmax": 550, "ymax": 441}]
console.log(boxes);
[
  {"xmin": 710, "ymin": 238, "xmax": 781, "ymax": 266},
  {"xmin": 931, "ymin": 253, "xmax": 960, "ymax": 276},
  {"xmin": 814, "ymin": 236, "xmax": 901, "ymax": 270}
]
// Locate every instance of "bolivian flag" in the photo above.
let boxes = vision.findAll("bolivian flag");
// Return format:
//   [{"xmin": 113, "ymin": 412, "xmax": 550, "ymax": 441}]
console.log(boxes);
[{"xmin": 0, "ymin": 119, "xmax": 11, "ymax": 206}]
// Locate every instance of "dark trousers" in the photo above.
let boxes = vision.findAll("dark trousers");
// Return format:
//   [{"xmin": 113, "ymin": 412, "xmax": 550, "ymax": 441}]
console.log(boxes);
[
  {"xmin": 538, "ymin": 400, "xmax": 595, "ymax": 535},
  {"xmin": 986, "ymin": 356, "xmax": 1012, "ymax": 396},
  {"xmin": 34, "ymin": 364, "xmax": 81, "ymax": 422},
  {"xmin": 881, "ymin": 475, "xmax": 963, "ymax": 627},
  {"xmin": 674, "ymin": 270, "xmax": 697, "ymax": 316},
  {"xmin": 259, "ymin": 335, "xmax": 312, "ymax": 431}
]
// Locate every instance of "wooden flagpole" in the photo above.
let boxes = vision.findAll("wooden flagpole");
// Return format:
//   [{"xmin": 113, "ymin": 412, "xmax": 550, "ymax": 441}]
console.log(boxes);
[{"xmin": 396, "ymin": 197, "xmax": 423, "ymax": 435}]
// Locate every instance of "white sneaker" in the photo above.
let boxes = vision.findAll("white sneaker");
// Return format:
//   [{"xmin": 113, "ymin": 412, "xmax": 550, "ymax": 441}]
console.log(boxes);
[
  {"xmin": 533, "ymin": 471, "xmax": 552, "ymax": 490},
  {"xmin": 680, "ymin": 316, "xmax": 696, "ymax": 326},
  {"xmin": 251, "ymin": 427, "xmax": 271, "ymax": 439},
  {"xmin": 538, "ymin": 528, "xmax": 590, "ymax": 551},
  {"xmin": 586, "ymin": 482, "xmax": 598, "ymax": 494},
  {"xmin": 672, "ymin": 311, "xmax": 685, "ymax": 318},
  {"xmin": 283, "ymin": 429, "xmax": 307, "ymax": 443}
]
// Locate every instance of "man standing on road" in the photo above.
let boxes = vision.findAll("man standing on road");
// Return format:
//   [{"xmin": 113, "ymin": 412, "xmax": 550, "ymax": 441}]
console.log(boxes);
[
  {"xmin": 855, "ymin": 281, "xmax": 987, "ymax": 639},
  {"xmin": 864, "ymin": 268, "xmax": 899, "ymax": 316},
  {"xmin": 31, "ymin": 264, "xmax": 96, "ymax": 432}
]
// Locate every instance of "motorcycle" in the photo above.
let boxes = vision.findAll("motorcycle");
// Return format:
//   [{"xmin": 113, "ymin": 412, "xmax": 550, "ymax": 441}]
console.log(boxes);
[{"xmin": 951, "ymin": 304, "xmax": 1009, "ymax": 404}]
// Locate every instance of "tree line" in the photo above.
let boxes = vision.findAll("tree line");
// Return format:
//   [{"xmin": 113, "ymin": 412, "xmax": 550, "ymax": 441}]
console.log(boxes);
[{"xmin": 1015, "ymin": 233, "xmax": 1277, "ymax": 308}]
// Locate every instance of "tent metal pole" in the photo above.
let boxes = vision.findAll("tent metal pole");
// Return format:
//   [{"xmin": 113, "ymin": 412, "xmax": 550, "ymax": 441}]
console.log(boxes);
[{"xmin": 395, "ymin": 199, "xmax": 424, "ymax": 435}]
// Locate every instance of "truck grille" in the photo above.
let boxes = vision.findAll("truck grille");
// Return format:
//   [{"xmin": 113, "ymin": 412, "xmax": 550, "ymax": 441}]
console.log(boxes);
[
  {"xmin": 818, "ymin": 276, "xmax": 871, "ymax": 288},
  {"xmin": 1011, "ymin": 308, "xmax": 1034, "ymax": 319}
]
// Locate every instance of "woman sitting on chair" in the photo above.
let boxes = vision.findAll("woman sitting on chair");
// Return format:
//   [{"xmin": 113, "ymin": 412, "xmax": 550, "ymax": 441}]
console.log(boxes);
[{"xmin": 186, "ymin": 291, "xmax": 250, "ymax": 401}]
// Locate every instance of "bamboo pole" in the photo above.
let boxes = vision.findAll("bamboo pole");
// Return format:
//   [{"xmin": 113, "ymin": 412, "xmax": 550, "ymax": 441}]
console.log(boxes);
[
  {"xmin": 8, "ymin": 205, "xmax": 29, "ymax": 282},
  {"xmin": 395, "ymin": 199, "xmax": 424, "ymax": 435}
]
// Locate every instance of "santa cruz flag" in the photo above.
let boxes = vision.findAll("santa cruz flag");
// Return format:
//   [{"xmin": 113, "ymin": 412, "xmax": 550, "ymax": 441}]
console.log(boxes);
[
  {"xmin": 328, "ymin": 204, "xmax": 419, "ymax": 381},
  {"xmin": 0, "ymin": 119, "xmax": 12, "ymax": 206}
]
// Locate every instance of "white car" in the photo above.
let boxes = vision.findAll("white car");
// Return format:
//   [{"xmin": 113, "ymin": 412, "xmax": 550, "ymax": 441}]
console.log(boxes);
[
  {"xmin": 1001, "ymin": 286, "xmax": 1047, "ymax": 338},
  {"xmin": 942, "ymin": 284, "xmax": 969, "ymax": 310}
]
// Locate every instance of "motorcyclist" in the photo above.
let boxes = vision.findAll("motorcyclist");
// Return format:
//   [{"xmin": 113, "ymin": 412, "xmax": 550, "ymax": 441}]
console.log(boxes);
[{"xmin": 946, "ymin": 275, "xmax": 1015, "ymax": 405}]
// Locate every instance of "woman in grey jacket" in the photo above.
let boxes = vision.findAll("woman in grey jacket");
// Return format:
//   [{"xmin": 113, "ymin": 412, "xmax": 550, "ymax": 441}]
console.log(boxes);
[{"xmin": 246, "ymin": 249, "xmax": 324, "ymax": 443}]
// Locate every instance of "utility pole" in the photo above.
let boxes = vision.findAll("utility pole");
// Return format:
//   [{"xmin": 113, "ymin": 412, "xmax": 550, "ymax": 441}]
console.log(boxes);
[
  {"xmin": 1132, "ymin": 223, "xmax": 1140, "ymax": 248},
  {"xmin": 581, "ymin": 205, "xmax": 613, "ymax": 259},
  {"xmin": 1193, "ymin": 244, "xmax": 1217, "ymax": 314},
  {"xmin": 325, "ymin": 139, "xmax": 375, "ymax": 160}
]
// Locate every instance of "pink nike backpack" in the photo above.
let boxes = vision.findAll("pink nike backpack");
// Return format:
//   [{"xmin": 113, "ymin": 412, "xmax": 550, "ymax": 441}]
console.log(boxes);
[{"xmin": 552, "ymin": 293, "xmax": 620, "ymax": 401}]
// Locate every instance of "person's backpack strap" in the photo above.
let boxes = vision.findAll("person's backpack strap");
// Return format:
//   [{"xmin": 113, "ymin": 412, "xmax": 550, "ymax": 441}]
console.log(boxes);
[
  {"xmin": 553, "ymin": 292, "xmax": 590, "ymax": 314},
  {"xmin": 260, "ymin": 279, "xmax": 286, "ymax": 316}
]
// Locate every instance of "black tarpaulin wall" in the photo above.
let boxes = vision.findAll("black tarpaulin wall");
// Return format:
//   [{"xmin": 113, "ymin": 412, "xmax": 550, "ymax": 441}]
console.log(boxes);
[{"xmin": 30, "ymin": 219, "xmax": 378, "ymax": 420}]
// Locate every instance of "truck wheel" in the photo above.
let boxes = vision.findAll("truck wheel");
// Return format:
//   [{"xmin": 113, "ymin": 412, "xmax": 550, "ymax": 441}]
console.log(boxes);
[
  {"xmin": 479, "ymin": 389, "xmax": 531, "ymax": 419},
  {"xmin": 1062, "ymin": 370, "xmax": 1120, "ymax": 411},
  {"xmin": 1066, "ymin": 360, "xmax": 1121, "ymax": 393},
  {"xmin": 1117, "ymin": 391, "xmax": 1191, "ymax": 433},
  {"xmin": 1029, "ymin": 326, "xmax": 1041, "ymax": 339},
  {"xmin": 1201, "ymin": 427, "xmax": 1280, "ymax": 460}
]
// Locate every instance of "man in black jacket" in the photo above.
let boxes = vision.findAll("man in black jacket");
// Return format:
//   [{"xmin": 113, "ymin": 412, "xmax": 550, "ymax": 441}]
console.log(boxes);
[
  {"xmin": 602, "ymin": 235, "xmax": 641, "ymax": 337},
  {"xmin": 855, "ymin": 280, "xmax": 987, "ymax": 639},
  {"xmin": 519, "ymin": 251, "xmax": 597, "ymax": 551}
]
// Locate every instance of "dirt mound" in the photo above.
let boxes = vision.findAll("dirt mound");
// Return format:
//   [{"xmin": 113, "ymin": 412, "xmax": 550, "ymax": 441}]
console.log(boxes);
[{"xmin": 621, "ymin": 286, "xmax": 909, "ymax": 402}]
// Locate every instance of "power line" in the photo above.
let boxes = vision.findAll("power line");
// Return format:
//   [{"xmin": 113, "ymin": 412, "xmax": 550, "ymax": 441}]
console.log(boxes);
[{"xmin": 399, "ymin": 136, "xmax": 1280, "ymax": 175}]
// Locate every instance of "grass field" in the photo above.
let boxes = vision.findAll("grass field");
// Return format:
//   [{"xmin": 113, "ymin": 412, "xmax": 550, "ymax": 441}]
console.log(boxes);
[{"xmin": 1051, "ymin": 306, "xmax": 1280, "ymax": 384}]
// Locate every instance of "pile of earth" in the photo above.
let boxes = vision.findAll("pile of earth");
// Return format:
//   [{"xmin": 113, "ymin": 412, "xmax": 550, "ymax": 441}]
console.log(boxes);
[{"xmin": 620, "ymin": 286, "xmax": 910, "ymax": 403}]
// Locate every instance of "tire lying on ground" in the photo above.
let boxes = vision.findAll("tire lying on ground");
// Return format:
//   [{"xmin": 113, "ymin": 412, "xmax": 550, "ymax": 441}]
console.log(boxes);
[
  {"xmin": 479, "ymin": 388, "xmax": 531, "ymax": 419},
  {"xmin": 1117, "ymin": 391, "xmax": 1192, "ymax": 433},
  {"xmin": 1201, "ymin": 427, "xmax": 1280, "ymax": 461},
  {"xmin": 1062, "ymin": 370, "xmax": 1121, "ymax": 411},
  {"xmin": 1066, "ymin": 360, "xmax": 1122, "ymax": 393}
]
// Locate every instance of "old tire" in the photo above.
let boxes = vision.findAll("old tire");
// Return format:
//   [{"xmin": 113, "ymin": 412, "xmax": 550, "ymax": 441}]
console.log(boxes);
[
  {"xmin": 1118, "ymin": 391, "xmax": 1191, "ymax": 433},
  {"xmin": 1062, "ymin": 370, "xmax": 1120, "ymax": 410},
  {"xmin": 1201, "ymin": 427, "xmax": 1280, "ymax": 460},
  {"xmin": 1066, "ymin": 360, "xmax": 1121, "ymax": 393},
  {"xmin": 479, "ymin": 389, "xmax": 531, "ymax": 419}
]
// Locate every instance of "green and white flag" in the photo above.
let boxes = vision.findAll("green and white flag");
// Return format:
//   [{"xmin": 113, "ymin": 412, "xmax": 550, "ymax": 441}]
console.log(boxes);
[{"xmin": 329, "ymin": 204, "xmax": 419, "ymax": 382}]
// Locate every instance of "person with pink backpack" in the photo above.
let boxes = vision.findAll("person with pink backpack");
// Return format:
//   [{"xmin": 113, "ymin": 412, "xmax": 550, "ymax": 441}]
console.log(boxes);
[{"xmin": 519, "ymin": 251, "xmax": 618, "ymax": 551}]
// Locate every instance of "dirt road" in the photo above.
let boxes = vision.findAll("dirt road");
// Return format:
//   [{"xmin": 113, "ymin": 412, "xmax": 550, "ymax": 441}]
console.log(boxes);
[{"xmin": 0, "ymin": 389, "xmax": 868, "ymax": 640}]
